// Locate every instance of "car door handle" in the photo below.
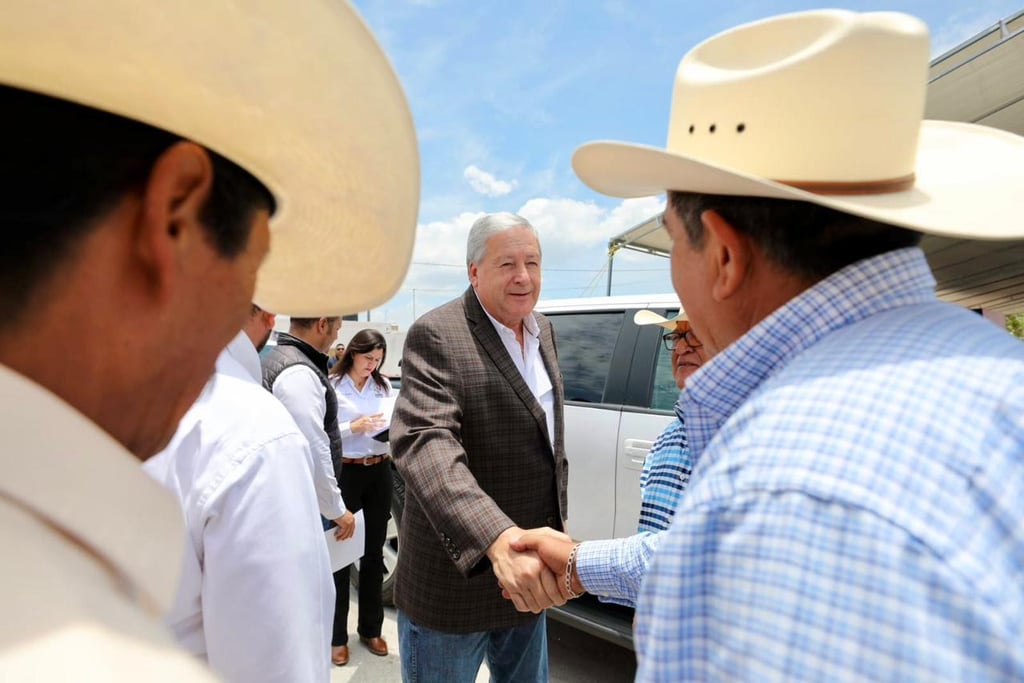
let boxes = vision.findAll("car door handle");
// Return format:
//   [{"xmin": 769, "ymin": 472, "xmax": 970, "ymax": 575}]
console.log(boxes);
[{"xmin": 623, "ymin": 439, "xmax": 654, "ymax": 471}]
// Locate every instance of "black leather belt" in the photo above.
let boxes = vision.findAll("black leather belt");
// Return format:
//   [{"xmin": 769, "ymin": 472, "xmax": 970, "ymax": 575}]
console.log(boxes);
[{"xmin": 342, "ymin": 454, "xmax": 390, "ymax": 466}]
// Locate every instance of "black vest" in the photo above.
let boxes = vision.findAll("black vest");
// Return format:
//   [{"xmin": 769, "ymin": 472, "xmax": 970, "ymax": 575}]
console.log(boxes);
[{"xmin": 261, "ymin": 333, "xmax": 344, "ymax": 480}]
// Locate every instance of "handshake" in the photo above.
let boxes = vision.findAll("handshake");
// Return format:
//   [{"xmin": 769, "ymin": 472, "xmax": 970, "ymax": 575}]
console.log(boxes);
[{"xmin": 487, "ymin": 525, "xmax": 585, "ymax": 614}]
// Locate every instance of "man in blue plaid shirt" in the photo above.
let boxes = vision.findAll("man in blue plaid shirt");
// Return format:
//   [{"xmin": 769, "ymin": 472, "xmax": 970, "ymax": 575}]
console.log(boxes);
[{"xmin": 571, "ymin": 9, "xmax": 1024, "ymax": 682}]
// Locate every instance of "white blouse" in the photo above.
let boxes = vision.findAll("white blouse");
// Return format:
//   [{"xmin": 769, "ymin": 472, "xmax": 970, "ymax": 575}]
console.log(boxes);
[{"xmin": 331, "ymin": 372, "xmax": 394, "ymax": 457}]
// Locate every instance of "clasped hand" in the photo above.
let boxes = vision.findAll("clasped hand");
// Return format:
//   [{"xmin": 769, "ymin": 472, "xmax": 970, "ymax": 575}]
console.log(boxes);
[{"xmin": 489, "ymin": 526, "xmax": 573, "ymax": 613}]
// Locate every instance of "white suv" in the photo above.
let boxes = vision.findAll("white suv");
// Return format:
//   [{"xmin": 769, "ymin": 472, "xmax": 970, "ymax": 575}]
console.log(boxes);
[{"xmin": 536, "ymin": 294, "xmax": 681, "ymax": 648}]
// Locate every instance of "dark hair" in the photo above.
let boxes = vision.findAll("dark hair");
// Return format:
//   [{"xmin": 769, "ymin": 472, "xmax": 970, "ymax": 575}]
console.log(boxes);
[
  {"xmin": 329, "ymin": 328, "xmax": 388, "ymax": 390},
  {"xmin": 667, "ymin": 191, "xmax": 922, "ymax": 282},
  {"xmin": 291, "ymin": 316, "xmax": 340, "ymax": 329},
  {"xmin": 0, "ymin": 85, "xmax": 275, "ymax": 326}
]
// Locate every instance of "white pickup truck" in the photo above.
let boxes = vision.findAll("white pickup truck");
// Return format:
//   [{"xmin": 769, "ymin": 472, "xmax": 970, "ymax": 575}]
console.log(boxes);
[{"xmin": 366, "ymin": 294, "xmax": 681, "ymax": 650}]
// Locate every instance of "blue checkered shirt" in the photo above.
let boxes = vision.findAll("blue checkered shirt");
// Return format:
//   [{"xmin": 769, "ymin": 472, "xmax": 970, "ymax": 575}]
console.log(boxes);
[
  {"xmin": 636, "ymin": 248, "xmax": 1024, "ymax": 681},
  {"xmin": 575, "ymin": 418, "xmax": 691, "ymax": 606}
]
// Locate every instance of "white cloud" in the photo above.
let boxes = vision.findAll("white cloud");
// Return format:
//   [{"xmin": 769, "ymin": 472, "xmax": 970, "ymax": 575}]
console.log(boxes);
[
  {"xmin": 464, "ymin": 165, "xmax": 518, "ymax": 197},
  {"xmin": 387, "ymin": 195, "xmax": 670, "ymax": 321},
  {"xmin": 602, "ymin": 196, "xmax": 667, "ymax": 235},
  {"xmin": 407, "ymin": 195, "xmax": 665, "ymax": 278},
  {"xmin": 520, "ymin": 195, "xmax": 665, "ymax": 248},
  {"xmin": 519, "ymin": 198, "xmax": 605, "ymax": 245}
]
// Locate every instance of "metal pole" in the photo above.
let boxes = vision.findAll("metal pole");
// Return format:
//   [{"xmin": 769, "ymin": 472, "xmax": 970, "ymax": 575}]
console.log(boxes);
[{"xmin": 606, "ymin": 243, "xmax": 620, "ymax": 296}]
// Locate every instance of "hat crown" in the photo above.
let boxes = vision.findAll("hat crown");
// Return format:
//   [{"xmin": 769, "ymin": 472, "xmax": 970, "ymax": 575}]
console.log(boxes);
[
  {"xmin": 571, "ymin": 9, "xmax": 1024, "ymax": 241},
  {"xmin": 666, "ymin": 10, "xmax": 930, "ymax": 185}
]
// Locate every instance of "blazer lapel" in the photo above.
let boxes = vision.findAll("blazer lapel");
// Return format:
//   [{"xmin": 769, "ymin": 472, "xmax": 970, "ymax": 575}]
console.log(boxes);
[
  {"xmin": 463, "ymin": 289, "xmax": 552, "ymax": 449},
  {"xmin": 537, "ymin": 320, "xmax": 562, "ymax": 449}
]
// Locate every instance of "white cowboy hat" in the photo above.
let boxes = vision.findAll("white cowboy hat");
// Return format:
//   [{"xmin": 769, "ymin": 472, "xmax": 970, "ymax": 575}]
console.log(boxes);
[
  {"xmin": 633, "ymin": 309, "xmax": 688, "ymax": 330},
  {"xmin": 573, "ymin": 10, "xmax": 1024, "ymax": 240},
  {"xmin": 0, "ymin": 0, "xmax": 419, "ymax": 316}
]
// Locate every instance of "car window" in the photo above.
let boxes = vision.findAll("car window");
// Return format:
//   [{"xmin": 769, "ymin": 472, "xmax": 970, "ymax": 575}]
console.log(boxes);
[
  {"xmin": 649, "ymin": 309, "xmax": 680, "ymax": 411},
  {"xmin": 547, "ymin": 311, "xmax": 623, "ymax": 403}
]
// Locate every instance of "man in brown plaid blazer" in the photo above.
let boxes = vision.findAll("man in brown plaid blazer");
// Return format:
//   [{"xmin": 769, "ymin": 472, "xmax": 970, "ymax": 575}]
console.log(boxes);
[{"xmin": 391, "ymin": 212, "xmax": 569, "ymax": 682}]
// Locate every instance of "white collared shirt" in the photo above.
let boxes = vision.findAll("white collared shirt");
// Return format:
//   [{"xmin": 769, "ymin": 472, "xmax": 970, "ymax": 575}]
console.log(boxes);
[
  {"xmin": 221, "ymin": 330, "xmax": 263, "ymax": 383},
  {"xmin": 479, "ymin": 298, "xmax": 555, "ymax": 446},
  {"xmin": 144, "ymin": 332, "xmax": 333, "ymax": 682},
  {"xmin": 0, "ymin": 364, "xmax": 218, "ymax": 681},
  {"xmin": 330, "ymin": 372, "xmax": 393, "ymax": 457},
  {"xmin": 271, "ymin": 365, "xmax": 346, "ymax": 519}
]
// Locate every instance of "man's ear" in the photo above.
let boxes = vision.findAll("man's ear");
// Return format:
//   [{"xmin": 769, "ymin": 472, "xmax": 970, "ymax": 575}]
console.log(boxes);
[
  {"xmin": 701, "ymin": 209, "xmax": 752, "ymax": 303},
  {"xmin": 135, "ymin": 141, "xmax": 214, "ymax": 302}
]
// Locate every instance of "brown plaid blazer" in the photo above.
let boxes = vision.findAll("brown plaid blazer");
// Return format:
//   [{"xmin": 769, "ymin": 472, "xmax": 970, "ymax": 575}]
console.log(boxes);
[{"xmin": 391, "ymin": 287, "xmax": 568, "ymax": 633}]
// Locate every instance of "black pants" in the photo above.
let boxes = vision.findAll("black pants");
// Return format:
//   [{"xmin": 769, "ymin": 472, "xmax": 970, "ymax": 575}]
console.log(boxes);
[{"xmin": 333, "ymin": 457, "xmax": 393, "ymax": 646}]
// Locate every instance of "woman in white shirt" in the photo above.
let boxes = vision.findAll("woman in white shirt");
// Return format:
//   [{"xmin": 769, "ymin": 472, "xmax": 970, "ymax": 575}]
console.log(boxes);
[{"xmin": 327, "ymin": 328, "xmax": 395, "ymax": 665}]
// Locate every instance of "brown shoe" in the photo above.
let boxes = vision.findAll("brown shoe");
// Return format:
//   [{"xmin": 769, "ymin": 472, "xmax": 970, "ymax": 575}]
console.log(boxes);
[
  {"xmin": 331, "ymin": 645, "xmax": 349, "ymax": 666},
  {"xmin": 359, "ymin": 636, "xmax": 388, "ymax": 657}
]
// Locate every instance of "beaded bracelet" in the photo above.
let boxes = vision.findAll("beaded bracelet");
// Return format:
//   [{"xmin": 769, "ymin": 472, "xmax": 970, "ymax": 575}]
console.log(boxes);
[{"xmin": 564, "ymin": 543, "xmax": 583, "ymax": 599}]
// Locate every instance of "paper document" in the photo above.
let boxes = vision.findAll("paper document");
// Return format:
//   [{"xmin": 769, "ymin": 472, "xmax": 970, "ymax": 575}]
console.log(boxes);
[
  {"xmin": 324, "ymin": 509, "xmax": 365, "ymax": 572},
  {"xmin": 370, "ymin": 396, "xmax": 397, "ymax": 437}
]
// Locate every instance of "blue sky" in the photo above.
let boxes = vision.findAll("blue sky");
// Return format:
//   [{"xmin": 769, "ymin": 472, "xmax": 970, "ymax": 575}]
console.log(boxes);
[{"xmin": 349, "ymin": 0, "xmax": 1022, "ymax": 328}]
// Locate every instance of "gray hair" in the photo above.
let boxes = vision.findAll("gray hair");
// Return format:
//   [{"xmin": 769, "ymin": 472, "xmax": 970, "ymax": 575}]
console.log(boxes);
[{"xmin": 466, "ymin": 212, "xmax": 541, "ymax": 266}]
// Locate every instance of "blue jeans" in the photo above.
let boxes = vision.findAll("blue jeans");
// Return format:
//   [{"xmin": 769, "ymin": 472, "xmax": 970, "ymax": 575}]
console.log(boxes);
[{"xmin": 397, "ymin": 610, "xmax": 548, "ymax": 683}]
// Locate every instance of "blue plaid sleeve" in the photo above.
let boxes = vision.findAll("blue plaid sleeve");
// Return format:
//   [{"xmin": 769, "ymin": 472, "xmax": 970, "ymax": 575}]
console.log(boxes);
[{"xmin": 575, "ymin": 532, "xmax": 661, "ymax": 607}]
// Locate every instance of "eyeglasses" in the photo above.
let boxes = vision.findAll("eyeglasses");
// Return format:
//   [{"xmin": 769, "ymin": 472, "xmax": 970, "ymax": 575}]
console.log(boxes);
[{"xmin": 662, "ymin": 329, "xmax": 701, "ymax": 351}]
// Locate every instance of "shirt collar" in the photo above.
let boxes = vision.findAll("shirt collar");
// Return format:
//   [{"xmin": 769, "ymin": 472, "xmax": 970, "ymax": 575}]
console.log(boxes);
[
  {"xmin": 681, "ymin": 247, "xmax": 937, "ymax": 457},
  {"xmin": 218, "ymin": 330, "xmax": 262, "ymax": 383},
  {"xmin": 0, "ymin": 363, "xmax": 185, "ymax": 616},
  {"xmin": 475, "ymin": 290, "xmax": 540, "ymax": 341}
]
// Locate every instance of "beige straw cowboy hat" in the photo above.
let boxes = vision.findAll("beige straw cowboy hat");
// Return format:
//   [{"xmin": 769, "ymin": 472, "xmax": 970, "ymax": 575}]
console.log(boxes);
[
  {"xmin": 0, "ymin": 0, "xmax": 419, "ymax": 316},
  {"xmin": 634, "ymin": 309, "xmax": 688, "ymax": 330},
  {"xmin": 573, "ymin": 10, "xmax": 1024, "ymax": 240}
]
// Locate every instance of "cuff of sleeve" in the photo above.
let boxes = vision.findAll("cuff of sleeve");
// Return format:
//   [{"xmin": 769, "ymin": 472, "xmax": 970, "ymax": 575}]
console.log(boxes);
[
  {"xmin": 574, "ymin": 534, "xmax": 649, "ymax": 605},
  {"xmin": 322, "ymin": 498, "xmax": 346, "ymax": 521},
  {"xmin": 460, "ymin": 516, "xmax": 516, "ymax": 578},
  {"xmin": 575, "ymin": 538, "xmax": 616, "ymax": 596}
]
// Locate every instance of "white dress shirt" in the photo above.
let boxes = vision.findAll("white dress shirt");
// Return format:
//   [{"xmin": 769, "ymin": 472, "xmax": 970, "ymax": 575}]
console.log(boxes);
[
  {"xmin": 272, "ymin": 365, "xmax": 347, "ymax": 519},
  {"xmin": 144, "ymin": 332, "xmax": 334, "ymax": 683},
  {"xmin": 0, "ymin": 364, "xmax": 218, "ymax": 681},
  {"xmin": 331, "ymin": 373, "xmax": 394, "ymax": 457},
  {"xmin": 228, "ymin": 332, "xmax": 264, "ymax": 383},
  {"xmin": 480, "ymin": 300, "xmax": 556, "ymax": 445}
]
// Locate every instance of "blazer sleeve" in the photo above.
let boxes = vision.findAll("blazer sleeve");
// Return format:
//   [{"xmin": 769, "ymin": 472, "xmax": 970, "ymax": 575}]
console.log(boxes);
[{"xmin": 391, "ymin": 318, "xmax": 515, "ymax": 576}]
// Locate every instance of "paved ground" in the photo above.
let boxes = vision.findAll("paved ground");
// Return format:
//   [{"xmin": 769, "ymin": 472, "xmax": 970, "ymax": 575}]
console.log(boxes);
[{"xmin": 330, "ymin": 593, "xmax": 637, "ymax": 682}]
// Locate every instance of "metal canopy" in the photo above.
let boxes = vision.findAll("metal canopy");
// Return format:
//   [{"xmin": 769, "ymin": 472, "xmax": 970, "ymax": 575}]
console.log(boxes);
[
  {"xmin": 927, "ymin": 10, "xmax": 1024, "ymax": 135},
  {"xmin": 607, "ymin": 11, "xmax": 1024, "ymax": 314}
]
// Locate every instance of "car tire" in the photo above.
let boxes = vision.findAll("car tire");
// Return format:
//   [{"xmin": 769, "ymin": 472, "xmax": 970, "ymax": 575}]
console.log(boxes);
[{"xmin": 351, "ymin": 463, "xmax": 404, "ymax": 606}]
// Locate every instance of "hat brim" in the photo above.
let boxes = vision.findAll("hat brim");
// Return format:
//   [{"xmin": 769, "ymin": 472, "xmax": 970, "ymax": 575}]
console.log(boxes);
[
  {"xmin": 0, "ymin": 1, "xmax": 418, "ymax": 317},
  {"xmin": 634, "ymin": 309, "xmax": 687, "ymax": 330},
  {"xmin": 574, "ymin": 121, "xmax": 1024, "ymax": 241}
]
